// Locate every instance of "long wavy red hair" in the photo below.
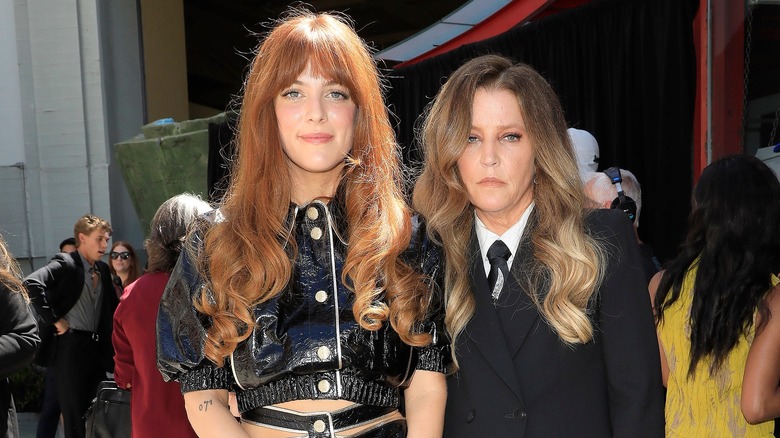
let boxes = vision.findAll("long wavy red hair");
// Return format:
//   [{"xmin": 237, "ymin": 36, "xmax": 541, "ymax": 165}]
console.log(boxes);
[{"xmin": 196, "ymin": 9, "xmax": 431, "ymax": 366}]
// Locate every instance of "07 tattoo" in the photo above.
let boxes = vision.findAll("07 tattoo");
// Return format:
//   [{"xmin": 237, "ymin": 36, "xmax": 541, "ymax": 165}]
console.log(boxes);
[{"xmin": 199, "ymin": 399, "xmax": 213, "ymax": 412}]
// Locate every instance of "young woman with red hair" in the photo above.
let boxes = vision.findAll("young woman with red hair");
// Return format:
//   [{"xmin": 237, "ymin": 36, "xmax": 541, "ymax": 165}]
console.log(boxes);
[{"xmin": 157, "ymin": 9, "xmax": 449, "ymax": 438}]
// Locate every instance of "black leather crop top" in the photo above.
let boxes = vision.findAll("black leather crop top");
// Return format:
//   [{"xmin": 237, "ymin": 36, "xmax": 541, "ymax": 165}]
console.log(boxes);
[{"xmin": 156, "ymin": 198, "xmax": 451, "ymax": 414}]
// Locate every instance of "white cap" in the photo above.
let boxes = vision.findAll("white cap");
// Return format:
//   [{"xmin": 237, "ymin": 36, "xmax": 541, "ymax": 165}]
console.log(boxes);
[{"xmin": 568, "ymin": 128, "xmax": 600, "ymax": 179}]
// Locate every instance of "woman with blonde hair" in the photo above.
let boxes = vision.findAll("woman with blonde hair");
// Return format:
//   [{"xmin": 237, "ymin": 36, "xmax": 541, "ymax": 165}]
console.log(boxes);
[
  {"xmin": 157, "ymin": 9, "xmax": 449, "ymax": 438},
  {"xmin": 0, "ymin": 234, "xmax": 39, "ymax": 437},
  {"xmin": 413, "ymin": 54, "xmax": 663, "ymax": 437}
]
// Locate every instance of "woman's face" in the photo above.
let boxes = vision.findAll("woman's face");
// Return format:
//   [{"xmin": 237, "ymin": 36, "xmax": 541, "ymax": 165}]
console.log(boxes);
[
  {"xmin": 110, "ymin": 245, "xmax": 132, "ymax": 274},
  {"xmin": 457, "ymin": 87, "xmax": 535, "ymax": 233},
  {"xmin": 275, "ymin": 67, "xmax": 357, "ymax": 195}
]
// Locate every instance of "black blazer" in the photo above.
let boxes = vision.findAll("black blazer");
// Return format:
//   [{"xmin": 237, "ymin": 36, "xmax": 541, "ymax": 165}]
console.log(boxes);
[
  {"xmin": 444, "ymin": 209, "xmax": 664, "ymax": 438},
  {"xmin": 24, "ymin": 251, "xmax": 118, "ymax": 372},
  {"xmin": 0, "ymin": 282, "xmax": 40, "ymax": 436}
]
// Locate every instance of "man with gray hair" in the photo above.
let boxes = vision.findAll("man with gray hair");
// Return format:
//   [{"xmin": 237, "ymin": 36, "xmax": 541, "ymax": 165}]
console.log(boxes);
[{"xmin": 583, "ymin": 168, "xmax": 660, "ymax": 282}]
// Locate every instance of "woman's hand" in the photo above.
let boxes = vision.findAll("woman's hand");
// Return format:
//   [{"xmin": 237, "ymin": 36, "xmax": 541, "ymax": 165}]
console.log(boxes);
[{"xmin": 53, "ymin": 318, "xmax": 69, "ymax": 335}]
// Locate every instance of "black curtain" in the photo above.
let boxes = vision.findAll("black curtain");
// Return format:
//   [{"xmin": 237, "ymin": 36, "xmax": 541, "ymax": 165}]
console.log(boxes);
[{"xmin": 386, "ymin": 0, "xmax": 699, "ymax": 263}]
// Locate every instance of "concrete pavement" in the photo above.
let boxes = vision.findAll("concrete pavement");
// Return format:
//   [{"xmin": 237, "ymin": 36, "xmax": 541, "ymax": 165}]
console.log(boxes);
[{"xmin": 17, "ymin": 412, "xmax": 64, "ymax": 438}]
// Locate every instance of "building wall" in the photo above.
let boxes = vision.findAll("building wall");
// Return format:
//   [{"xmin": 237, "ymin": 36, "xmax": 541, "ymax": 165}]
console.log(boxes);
[{"xmin": 0, "ymin": 0, "xmax": 147, "ymax": 272}]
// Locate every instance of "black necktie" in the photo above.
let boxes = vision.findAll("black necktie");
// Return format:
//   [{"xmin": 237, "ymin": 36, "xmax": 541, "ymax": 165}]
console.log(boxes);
[{"xmin": 487, "ymin": 240, "xmax": 511, "ymax": 303}]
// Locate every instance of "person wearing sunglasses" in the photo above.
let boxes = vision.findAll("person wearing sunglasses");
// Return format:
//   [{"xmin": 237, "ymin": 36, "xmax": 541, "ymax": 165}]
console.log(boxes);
[{"xmin": 109, "ymin": 241, "xmax": 141, "ymax": 295}]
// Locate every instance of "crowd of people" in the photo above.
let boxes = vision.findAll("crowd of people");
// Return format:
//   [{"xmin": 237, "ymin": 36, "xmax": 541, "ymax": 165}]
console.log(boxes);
[{"xmin": 1, "ymin": 6, "xmax": 779, "ymax": 438}]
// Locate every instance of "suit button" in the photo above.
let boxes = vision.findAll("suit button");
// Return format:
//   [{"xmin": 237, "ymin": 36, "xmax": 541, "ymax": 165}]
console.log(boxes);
[
  {"xmin": 315, "ymin": 290, "xmax": 328, "ymax": 303},
  {"xmin": 466, "ymin": 410, "xmax": 475, "ymax": 423},
  {"xmin": 506, "ymin": 409, "xmax": 526, "ymax": 420},
  {"xmin": 306, "ymin": 206, "xmax": 319, "ymax": 220},
  {"xmin": 310, "ymin": 227, "xmax": 323, "ymax": 240}
]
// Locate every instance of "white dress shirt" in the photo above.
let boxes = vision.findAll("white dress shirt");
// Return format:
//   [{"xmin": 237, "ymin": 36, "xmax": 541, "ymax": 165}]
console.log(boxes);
[{"xmin": 475, "ymin": 202, "xmax": 535, "ymax": 277}]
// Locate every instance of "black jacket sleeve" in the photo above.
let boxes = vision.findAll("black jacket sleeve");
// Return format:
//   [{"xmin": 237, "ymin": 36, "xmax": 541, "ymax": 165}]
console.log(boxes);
[
  {"xmin": 0, "ymin": 284, "xmax": 40, "ymax": 378},
  {"xmin": 405, "ymin": 215, "xmax": 452, "ymax": 375},
  {"xmin": 588, "ymin": 209, "xmax": 665, "ymax": 437},
  {"xmin": 156, "ymin": 217, "xmax": 232, "ymax": 392},
  {"xmin": 23, "ymin": 253, "xmax": 73, "ymax": 324}
]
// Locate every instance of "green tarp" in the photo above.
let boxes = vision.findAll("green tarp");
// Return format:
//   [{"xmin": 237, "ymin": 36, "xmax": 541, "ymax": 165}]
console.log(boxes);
[{"xmin": 115, "ymin": 113, "xmax": 225, "ymax": 235}]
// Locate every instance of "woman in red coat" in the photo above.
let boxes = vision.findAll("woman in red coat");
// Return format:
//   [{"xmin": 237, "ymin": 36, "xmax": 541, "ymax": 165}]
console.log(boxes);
[{"xmin": 112, "ymin": 193, "xmax": 210, "ymax": 437}]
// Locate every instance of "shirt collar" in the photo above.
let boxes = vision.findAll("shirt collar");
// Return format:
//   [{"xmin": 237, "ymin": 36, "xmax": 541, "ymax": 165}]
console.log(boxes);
[
  {"xmin": 78, "ymin": 251, "xmax": 96, "ymax": 274},
  {"xmin": 475, "ymin": 202, "xmax": 535, "ymax": 276}
]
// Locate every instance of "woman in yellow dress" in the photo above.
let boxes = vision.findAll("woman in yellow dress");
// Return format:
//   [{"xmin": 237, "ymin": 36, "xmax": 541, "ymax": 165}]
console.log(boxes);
[{"xmin": 651, "ymin": 154, "xmax": 780, "ymax": 437}]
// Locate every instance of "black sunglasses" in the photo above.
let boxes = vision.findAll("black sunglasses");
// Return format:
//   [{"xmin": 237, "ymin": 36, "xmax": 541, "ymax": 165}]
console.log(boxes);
[{"xmin": 110, "ymin": 251, "xmax": 131, "ymax": 260}]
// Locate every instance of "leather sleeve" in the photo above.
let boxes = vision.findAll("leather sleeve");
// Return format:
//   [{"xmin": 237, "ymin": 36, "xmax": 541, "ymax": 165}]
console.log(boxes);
[
  {"xmin": 155, "ymin": 218, "xmax": 233, "ymax": 392},
  {"xmin": 407, "ymin": 215, "xmax": 452, "ymax": 375},
  {"xmin": 0, "ymin": 284, "xmax": 40, "ymax": 378}
]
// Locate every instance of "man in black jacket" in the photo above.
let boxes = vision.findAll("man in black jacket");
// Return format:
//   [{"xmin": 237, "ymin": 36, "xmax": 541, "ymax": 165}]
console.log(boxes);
[{"xmin": 25, "ymin": 215, "xmax": 119, "ymax": 438}]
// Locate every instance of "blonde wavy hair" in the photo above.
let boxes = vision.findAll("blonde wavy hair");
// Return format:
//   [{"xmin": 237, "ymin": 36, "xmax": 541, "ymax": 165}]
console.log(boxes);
[
  {"xmin": 0, "ymin": 234, "xmax": 26, "ymax": 299},
  {"xmin": 413, "ymin": 55, "xmax": 604, "ymax": 366},
  {"xmin": 196, "ymin": 9, "xmax": 432, "ymax": 366}
]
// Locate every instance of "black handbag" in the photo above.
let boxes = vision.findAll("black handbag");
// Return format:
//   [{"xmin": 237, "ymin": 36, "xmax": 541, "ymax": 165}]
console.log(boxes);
[{"xmin": 84, "ymin": 380, "xmax": 131, "ymax": 438}]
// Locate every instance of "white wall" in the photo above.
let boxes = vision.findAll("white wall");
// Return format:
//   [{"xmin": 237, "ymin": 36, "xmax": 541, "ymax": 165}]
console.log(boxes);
[
  {"xmin": 0, "ymin": 0, "xmax": 25, "ymax": 166},
  {"xmin": 2, "ymin": 0, "xmax": 172, "ymax": 272},
  {"xmin": 98, "ymin": 0, "xmax": 147, "ymax": 266},
  {"xmin": 0, "ymin": 0, "xmax": 38, "ymax": 268}
]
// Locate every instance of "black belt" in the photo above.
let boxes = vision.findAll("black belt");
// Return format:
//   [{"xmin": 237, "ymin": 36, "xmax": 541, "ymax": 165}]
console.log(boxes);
[
  {"xmin": 242, "ymin": 404, "xmax": 396, "ymax": 437},
  {"xmin": 65, "ymin": 328, "xmax": 100, "ymax": 342}
]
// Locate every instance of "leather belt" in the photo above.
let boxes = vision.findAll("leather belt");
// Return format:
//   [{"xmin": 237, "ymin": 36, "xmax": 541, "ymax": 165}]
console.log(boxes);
[
  {"xmin": 242, "ymin": 404, "xmax": 396, "ymax": 437},
  {"xmin": 65, "ymin": 328, "xmax": 99, "ymax": 342}
]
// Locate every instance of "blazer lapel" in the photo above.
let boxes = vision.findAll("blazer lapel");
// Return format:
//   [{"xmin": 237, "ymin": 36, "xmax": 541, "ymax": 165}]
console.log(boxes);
[
  {"xmin": 462, "ymin": 230, "xmax": 524, "ymax": 402},
  {"xmin": 70, "ymin": 251, "xmax": 86, "ymax": 292},
  {"xmin": 496, "ymin": 225, "xmax": 542, "ymax": 356}
]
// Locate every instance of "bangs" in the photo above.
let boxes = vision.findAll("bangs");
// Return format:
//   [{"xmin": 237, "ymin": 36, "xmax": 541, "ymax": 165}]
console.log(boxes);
[{"xmin": 263, "ymin": 18, "xmax": 361, "ymax": 103}]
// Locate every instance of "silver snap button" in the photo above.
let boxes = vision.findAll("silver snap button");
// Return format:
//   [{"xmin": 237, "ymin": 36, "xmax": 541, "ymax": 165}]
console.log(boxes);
[
  {"xmin": 317, "ymin": 379, "xmax": 331, "ymax": 393},
  {"xmin": 306, "ymin": 206, "xmax": 319, "ymax": 221},
  {"xmin": 315, "ymin": 290, "xmax": 328, "ymax": 303},
  {"xmin": 313, "ymin": 419, "xmax": 326, "ymax": 433},
  {"xmin": 310, "ymin": 227, "xmax": 323, "ymax": 240},
  {"xmin": 317, "ymin": 346, "xmax": 331, "ymax": 360}
]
